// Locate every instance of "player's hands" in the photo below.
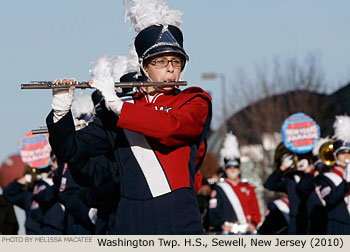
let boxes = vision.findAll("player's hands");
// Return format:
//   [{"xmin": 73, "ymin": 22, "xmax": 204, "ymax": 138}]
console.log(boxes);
[
  {"xmin": 51, "ymin": 78, "xmax": 75, "ymax": 122},
  {"xmin": 90, "ymin": 56, "xmax": 123, "ymax": 115}
]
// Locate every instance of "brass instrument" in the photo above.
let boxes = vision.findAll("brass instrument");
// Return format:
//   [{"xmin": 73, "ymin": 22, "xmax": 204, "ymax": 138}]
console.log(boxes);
[
  {"xmin": 23, "ymin": 165, "xmax": 48, "ymax": 190},
  {"xmin": 319, "ymin": 140, "xmax": 336, "ymax": 166},
  {"xmin": 274, "ymin": 142, "xmax": 297, "ymax": 172},
  {"xmin": 274, "ymin": 142, "xmax": 312, "ymax": 175},
  {"xmin": 21, "ymin": 80, "xmax": 187, "ymax": 89}
]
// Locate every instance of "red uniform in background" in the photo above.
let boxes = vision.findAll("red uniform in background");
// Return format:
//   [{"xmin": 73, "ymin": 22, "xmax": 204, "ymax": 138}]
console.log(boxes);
[
  {"xmin": 225, "ymin": 179, "xmax": 261, "ymax": 227},
  {"xmin": 208, "ymin": 179, "xmax": 261, "ymax": 232}
]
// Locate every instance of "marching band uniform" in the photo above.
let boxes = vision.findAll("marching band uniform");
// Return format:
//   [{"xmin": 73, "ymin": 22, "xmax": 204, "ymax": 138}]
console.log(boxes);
[
  {"xmin": 317, "ymin": 167, "xmax": 350, "ymax": 234},
  {"xmin": 258, "ymin": 196, "xmax": 289, "ymax": 235},
  {"xmin": 264, "ymin": 169, "xmax": 305, "ymax": 234},
  {"xmin": 315, "ymin": 116, "xmax": 350, "ymax": 234},
  {"xmin": 296, "ymin": 171, "xmax": 331, "ymax": 234},
  {"xmin": 56, "ymin": 164, "xmax": 95, "ymax": 235},
  {"xmin": 46, "ymin": 11, "xmax": 212, "ymax": 233},
  {"xmin": 207, "ymin": 132, "xmax": 261, "ymax": 234},
  {"xmin": 68, "ymin": 148, "xmax": 120, "ymax": 234},
  {"xmin": 78, "ymin": 180, "xmax": 120, "ymax": 234},
  {"xmin": 208, "ymin": 178, "xmax": 261, "ymax": 233},
  {"xmin": 295, "ymin": 141, "xmax": 331, "ymax": 235},
  {"xmin": 56, "ymin": 92, "xmax": 120, "ymax": 235},
  {"xmin": 3, "ymin": 173, "xmax": 65, "ymax": 235},
  {"xmin": 47, "ymin": 86, "xmax": 211, "ymax": 234}
]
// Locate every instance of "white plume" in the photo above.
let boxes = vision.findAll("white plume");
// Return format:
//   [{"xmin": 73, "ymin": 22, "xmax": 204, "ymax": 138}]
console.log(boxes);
[
  {"xmin": 71, "ymin": 92, "xmax": 95, "ymax": 120},
  {"xmin": 90, "ymin": 54, "xmax": 113, "ymax": 81},
  {"xmin": 333, "ymin": 115, "xmax": 350, "ymax": 141},
  {"xmin": 110, "ymin": 46, "xmax": 140, "ymax": 81},
  {"xmin": 219, "ymin": 132, "xmax": 241, "ymax": 167},
  {"xmin": 90, "ymin": 55, "xmax": 115, "ymax": 101},
  {"xmin": 124, "ymin": 0, "xmax": 183, "ymax": 33},
  {"xmin": 90, "ymin": 46, "xmax": 139, "ymax": 83},
  {"xmin": 312, "ymin": 137, "xmax": 330, "ymax": 156}
]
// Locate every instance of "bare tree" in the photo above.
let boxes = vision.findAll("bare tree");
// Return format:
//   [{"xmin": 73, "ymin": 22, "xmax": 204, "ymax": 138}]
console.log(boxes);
[{"xmin": 227, "ymin": 53, "xmax": 327, "ymax": 146}]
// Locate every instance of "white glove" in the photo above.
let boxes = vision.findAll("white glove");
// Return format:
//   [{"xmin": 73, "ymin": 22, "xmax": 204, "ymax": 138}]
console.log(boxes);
[
  {"xmin": 51, "ymin": 79, "xmax": 75, "ymax": 123},
  {"xmin": 92, "ymin": 78, "xmax": 124, "ymax": 115},
  {"xmin": 88, "ymin": 208, "xmax": 98, "ymax": 225},
  {"xmin": 90, "ymin": 56, "xmax": 124, "ymax": 115}
]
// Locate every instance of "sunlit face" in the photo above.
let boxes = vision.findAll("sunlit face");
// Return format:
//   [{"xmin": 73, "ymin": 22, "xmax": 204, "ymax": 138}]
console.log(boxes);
[{"xmin": 144, "ymin": 53, "xmax": 183, "ymax": 94}]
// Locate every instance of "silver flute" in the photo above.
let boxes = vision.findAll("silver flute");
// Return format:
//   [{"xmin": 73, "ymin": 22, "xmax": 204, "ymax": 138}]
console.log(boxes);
[
  {"xmin": 21, "ymin": 81, "xmax": 187, "ymax": 89},
  {"xmin": 31, "ymin": 126, "xmax": 50, "ymax": 134},
  {"xmin": 31, "ymin": 123, "xmax": 88, "ymax": 134}
]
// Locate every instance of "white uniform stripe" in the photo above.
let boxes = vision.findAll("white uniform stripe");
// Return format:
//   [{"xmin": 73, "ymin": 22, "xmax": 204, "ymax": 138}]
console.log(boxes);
[
  {"xmin": 42, "ymin": 178, "xmax": 54, "ymax": 186},
  {"xmin": 217, "ymin": 182, "xmax": 247, "ymax": 225},
  {"xmin": 121, "ymin": 96, "xmax": 171, "ymax": 197},
  {"xmin": 324, "ymin": 172, "xmax": 350, "ymax": 215},
  {"xmin": 151, "ymin": 93, "xmax": 163, "ymax": 103},
  {"xmin": 273, "ymin": 199, "xmax": 289, "ymax": 214},
  {"xmin": 315, "ymin": 186, "xmax": 326, "ymax": 207},
  {"xmin": 324, "ymin": 172, "xmax": 342, "ymax": 186}
]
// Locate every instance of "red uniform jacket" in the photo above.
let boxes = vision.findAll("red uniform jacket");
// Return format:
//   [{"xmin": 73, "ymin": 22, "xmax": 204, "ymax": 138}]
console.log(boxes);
[
  {"xmin": 209, "ymin": 179, "xmax": 261, "ymax": 228},
  {"xmin": 116, "ymin": 87, "xmax": 211, "ymax": 199}
]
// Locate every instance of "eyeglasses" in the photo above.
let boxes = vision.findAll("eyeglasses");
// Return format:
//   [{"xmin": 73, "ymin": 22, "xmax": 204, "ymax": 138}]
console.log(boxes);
[{"xmin": 149, "ymin": 58, "xmax": 184, "ymax": 69}]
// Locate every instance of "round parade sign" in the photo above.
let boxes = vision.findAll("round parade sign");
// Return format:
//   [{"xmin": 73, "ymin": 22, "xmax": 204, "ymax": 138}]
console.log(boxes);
[
  {"xmin": 281, "ymin": 112, "xmax": 320, "ymax": 154},
  {"xmin": 18, "ymin": 132, "xmax": 52, "ymax": 169}
]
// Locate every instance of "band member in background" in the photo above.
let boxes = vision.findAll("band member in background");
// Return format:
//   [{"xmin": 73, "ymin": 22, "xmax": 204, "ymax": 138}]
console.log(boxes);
[
  {"xmin": 316, "ymin": 115, "xmax": 350, "ymax": 234},
  {"xmin": 258, "ymin": 193, "xmax": 289, "ymax": 235},
  {"xmin": 207, "ymin": 132, "xmax": 261, "ymax": 234},
  {"xmin": 3, "ymin": 155, "xmax": 65, "ymax": 235},
  {"xmin": 46, "ymin": 0, "xmax": 211, "ymax": 234},
  {"xmin": 296, "ymin": 138, "xmax": 332, "ymax": 234},
  {"xmin": 59, "ymin": 91, "xmax": 120, "ymax": 235},
  {"xmin": 264, "ymin": 142, "xmax": 313, "ymax": 234}
]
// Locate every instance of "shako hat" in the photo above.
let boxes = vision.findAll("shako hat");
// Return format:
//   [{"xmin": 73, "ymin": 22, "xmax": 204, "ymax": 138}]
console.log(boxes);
[{"xmin": 134, "ymin": 24, "xmax": 188, "ymax": 63}]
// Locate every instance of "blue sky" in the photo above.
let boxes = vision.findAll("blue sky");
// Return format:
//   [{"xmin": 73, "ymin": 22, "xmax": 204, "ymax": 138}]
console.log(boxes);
[{"xmin": 1, "ymin": 0, "xmax": 350, "ymax": 164}]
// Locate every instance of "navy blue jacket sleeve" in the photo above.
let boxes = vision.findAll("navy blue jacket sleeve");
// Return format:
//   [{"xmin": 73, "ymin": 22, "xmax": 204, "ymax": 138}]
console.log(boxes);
[
  {"xmin": 317, "ymin": 175, "xmax": 350, "ymax": 207},
  {"xmin": 79, "ymin": 181, "xmax": 120, "ymax": 212},
  {"xmin": 264, "ymin": 169, "xmax": 287, "ymax": 192},
  {"xmin": 296, "ymin": 173, "xmax": 315, "ymax": 198},
  {"xmin": 3, "ymin": 180, "xmax": 32, "ymax": 211},
  {"xmin": 31, "ymin": 184, "xmax": 59, "ymax": 209},
  {"xmin": 68, "ymin": 153, "xmax": 118, "ymax": 188},
  {"xmin": 207, "ymin": 185, "xmax": 230, "ymax": 230},
  {"xmin": 57, "ymin": 167, "xmax": 94, "ymax": 227},
  {"xmin": 46, "ymin": 109, "xmax": 118, "ymax": 164}
]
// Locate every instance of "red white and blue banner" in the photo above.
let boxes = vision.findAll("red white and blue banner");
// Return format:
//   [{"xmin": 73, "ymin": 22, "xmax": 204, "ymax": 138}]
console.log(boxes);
[
  {"xmin": 19, "ymin": 132, "xmax": 51, "ymax": 169},
  {"xmin": 281, "ymin": 112, "xmax": 320, "ymax": 154}
]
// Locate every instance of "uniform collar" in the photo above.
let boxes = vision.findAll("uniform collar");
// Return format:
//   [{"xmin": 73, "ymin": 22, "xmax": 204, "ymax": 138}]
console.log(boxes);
[
  {"xmin": 225, "ymin": 178, "xmax": 240, "ymax": 187},
  {"xmin": 333, "ymin": 166, "xmax": 344, "ymax": 178}
]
